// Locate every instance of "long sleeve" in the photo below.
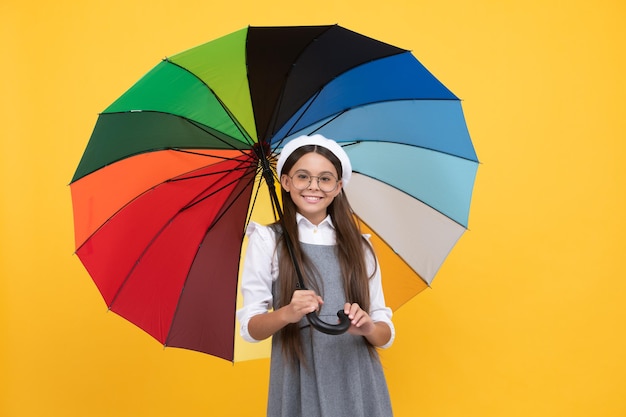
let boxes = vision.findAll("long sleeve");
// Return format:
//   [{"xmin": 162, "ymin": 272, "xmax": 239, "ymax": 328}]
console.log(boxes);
[
  {"xmin": 364, "ymin": 238, "xmax": 395, "ymax": 349},
  {"xmin": 236, "ymin": 222, "xmax": 278, "ymax": 343}
]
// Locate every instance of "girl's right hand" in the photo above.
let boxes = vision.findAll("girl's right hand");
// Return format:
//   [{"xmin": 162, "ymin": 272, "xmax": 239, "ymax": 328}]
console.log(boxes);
[
  {"xmin": 249, "ymin": 290, "xmax": 323, "ymax": 341},
  {"xmin": 283, "ymin": 290, "xmax": 324, "ymax": 323}
]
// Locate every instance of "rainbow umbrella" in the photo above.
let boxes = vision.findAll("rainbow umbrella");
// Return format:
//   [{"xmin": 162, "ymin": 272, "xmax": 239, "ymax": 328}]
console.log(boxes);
[{"xmin": 70, "ymin": 25, "xmax": 478, "ymax": 361}]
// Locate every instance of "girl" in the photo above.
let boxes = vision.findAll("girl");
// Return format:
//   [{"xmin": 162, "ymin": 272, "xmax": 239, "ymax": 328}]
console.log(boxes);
[{"xmin": 237, "ymin": 134, "xmax": 394, "ymax": 417}]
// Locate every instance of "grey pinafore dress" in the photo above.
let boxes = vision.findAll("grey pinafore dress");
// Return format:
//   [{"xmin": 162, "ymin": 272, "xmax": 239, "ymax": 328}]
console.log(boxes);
[{"xmin": 268, "ymin": 242, "xmax": 393, "ymax": 417}]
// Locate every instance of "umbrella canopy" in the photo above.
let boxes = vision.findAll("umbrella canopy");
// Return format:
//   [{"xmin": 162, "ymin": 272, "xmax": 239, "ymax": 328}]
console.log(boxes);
[{"xmin": 71, "ymin": 25, "xmax": 478, "ymax": 362}]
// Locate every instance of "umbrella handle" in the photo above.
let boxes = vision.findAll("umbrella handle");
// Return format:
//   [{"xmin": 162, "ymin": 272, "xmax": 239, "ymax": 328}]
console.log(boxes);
[{"xmin": 306, "ymin": 310, "xmax": 351, "ymax": 335}]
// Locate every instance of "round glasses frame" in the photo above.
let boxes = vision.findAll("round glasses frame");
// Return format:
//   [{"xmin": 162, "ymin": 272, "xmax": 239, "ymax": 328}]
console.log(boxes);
[{"xmin": 288, "ymin": 172, "xmax": 339, "ymax": 192}]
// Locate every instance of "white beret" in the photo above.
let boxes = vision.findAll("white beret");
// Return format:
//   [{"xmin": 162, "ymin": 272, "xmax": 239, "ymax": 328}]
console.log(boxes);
[{"xmin": 276, "ymin": 134, "xmax": 352, "ymax": 186}]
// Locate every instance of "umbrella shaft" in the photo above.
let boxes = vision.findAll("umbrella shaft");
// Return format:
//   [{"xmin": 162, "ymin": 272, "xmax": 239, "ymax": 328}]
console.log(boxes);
[{"xmin": 257, "ymin": 151, "xmax": 307, "ymax": 290}]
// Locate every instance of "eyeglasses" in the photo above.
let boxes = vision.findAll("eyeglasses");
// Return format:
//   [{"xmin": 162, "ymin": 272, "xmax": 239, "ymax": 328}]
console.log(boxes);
[{"xmin": 289, "ymin": 171, "xmax": 339, "ymax": 192}]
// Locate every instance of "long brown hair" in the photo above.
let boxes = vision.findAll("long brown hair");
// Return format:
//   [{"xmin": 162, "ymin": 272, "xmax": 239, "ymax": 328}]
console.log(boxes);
[{"xmin": 274, "ymin": 145, "xmax": 376, "ymax": 364}]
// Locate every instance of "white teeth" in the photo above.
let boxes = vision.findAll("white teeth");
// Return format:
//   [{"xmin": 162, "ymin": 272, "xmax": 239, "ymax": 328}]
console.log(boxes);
[{"xmin": 303, "ymin": 196, "xmax": 321, "ymax": 202}]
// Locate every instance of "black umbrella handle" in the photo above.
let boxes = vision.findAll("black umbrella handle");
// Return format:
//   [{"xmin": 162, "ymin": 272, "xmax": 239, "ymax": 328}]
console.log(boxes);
[
  {"xmin": 306, "ymin": 310, "xmax": 351, "ymax": 335},
  {"xmin": 258, "ymin": 149, "xmax": 350, "ymax": 336}
]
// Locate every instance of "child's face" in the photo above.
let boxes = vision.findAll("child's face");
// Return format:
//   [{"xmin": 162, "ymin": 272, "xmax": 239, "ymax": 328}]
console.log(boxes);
[{"xmin": 280, "ymin": 152, "xmax": 342, "ymax": 225}]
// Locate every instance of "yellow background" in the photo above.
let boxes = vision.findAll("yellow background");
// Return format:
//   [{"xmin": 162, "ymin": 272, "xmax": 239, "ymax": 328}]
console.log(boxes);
[{"xmin": 2, "ymin": 0, "xmax": 625, "ymax": 416}]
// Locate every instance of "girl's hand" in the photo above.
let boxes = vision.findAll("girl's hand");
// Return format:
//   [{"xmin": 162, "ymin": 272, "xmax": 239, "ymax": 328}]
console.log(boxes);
[
  {"xmin": 343, "ymin": 303, "xmax": 376, "ymax": 336},
  {"xmin": 248, "ymin": 290, "xmax": 323, "ymax": 341},
  {"xmin": 283, "ymin": 290, "xmax": 324, "ymax": 324}
]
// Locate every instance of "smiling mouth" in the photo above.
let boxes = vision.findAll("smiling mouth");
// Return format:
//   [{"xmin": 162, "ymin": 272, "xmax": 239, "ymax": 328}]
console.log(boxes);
[{"xmin": 302, "ymin": 195, "xmax": 323, "ymax": 202}]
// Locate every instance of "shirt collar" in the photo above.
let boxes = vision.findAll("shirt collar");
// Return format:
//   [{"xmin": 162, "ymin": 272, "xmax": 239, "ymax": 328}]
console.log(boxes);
[{"xmin": 295, "ymin": 213, "xmax": 335, "ymax": 230}]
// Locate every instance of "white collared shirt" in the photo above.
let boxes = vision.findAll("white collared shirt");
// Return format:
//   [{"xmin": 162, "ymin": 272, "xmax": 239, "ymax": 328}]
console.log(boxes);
[{"xmin": 236, "ymin": 213, "xmax": 395, "ymax": 348}]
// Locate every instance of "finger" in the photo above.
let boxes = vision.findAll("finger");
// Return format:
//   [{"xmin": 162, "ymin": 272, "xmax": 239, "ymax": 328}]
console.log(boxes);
[
  {"xmin": 344, "ymin": 303, "xmax": 354, "ymax": 317},
  {"xmin": 294, "ymin": 289, "xmax": 316, "ymax": 298},
  {"xmin": 355, "ymin": 314, "xmax": 371, "ymax": 327},
  {"xmin": 292, "ymin": 291, "xmax": 316, "ymax": 304},
  {"xmin": 302, "ymin": 295, "xmax": 322, "ymax": 310},
  {"xmin": 352, "ymin": 310, "xmax": 366, "ymax": 326},
  {"xmin": 344, "ymin": 303, "xmax": 357, "ymax": 319},
  {"xmin": 348, "ymin": 303, "xmax": 361, "ymax": 319}
]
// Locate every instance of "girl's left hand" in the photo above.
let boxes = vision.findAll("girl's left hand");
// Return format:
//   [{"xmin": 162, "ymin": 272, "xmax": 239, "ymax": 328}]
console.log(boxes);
[{"xmin": 343, "ymin": 303, "xmax": 376, "ymax": 336}]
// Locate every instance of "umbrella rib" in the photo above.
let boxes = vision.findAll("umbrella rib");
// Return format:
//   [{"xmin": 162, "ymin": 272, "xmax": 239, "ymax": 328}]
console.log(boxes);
[
  {"xmin": 268, "ymin": 49, "xmax": 410, "ymax": 142},
  {"xmin": 167, "ymin": 152, "xmax": 257, "ymax": 183},
  {"xmin": 245, "ymin": 164, "xmax": 281, "ymax": 228},
  {"xmin": 107, "ymin": 158, "xmax": 256, "ymax": 311},
  {"xmin": 263, "ymin": 26, "xmax": 335, "ymax": 142},
  {"xmin": 271, "ymin": 101, "xmax": 478, "ymax": 167},
  {"xmin": 74, "ymin": 110, "xmax": 256, "ymax": 182},
  {"xmin": 73, "ymin": 152, "xmax": 258, "ymax": 254},
  {"xmin": 171, "ymin": 148, "xmax": 252, "ymax": 160},
  {"xmin": 164, "ymin": 165, "xmax": 263, "ymax": 350},
  {"xmin": 183, "ymin": 118, "xmax": 256, "ymax": 152},
  {"xmin": 271, "ymin": 90, "xmax": 323, "ymax": 150},
  {"xmin": 353, "ymin": 215, "xmax": 431, "ymax": 304},
  {"xmin": 178, "ymin": 163, "xmax": 257, "ymax": 213},
  {"xmin": 350, "ymin": 171, "xmax": 471, "ymax": 229},
  {"xmin": 100, "ymin": 110, "xmax": 254, "ymax": 151},
  {"xmin": 164, "ymin": 58, "xmax": 257, "ymax": 148},
  {"xmin": 294, "ymin": 101, "xmax": 479, "ymax": 163}
]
